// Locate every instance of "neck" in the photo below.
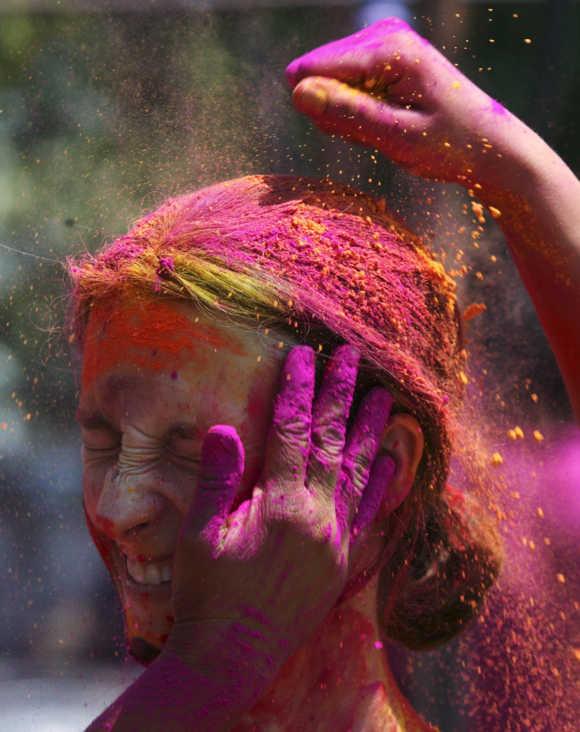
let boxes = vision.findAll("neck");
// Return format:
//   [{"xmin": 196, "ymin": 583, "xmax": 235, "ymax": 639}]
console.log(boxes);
[{"xmin": 233, "ymin": 576, "xmax": 432, "ymax": 732}]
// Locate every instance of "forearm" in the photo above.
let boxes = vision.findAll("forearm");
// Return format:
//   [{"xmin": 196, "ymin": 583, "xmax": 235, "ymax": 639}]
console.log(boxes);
[
  {"xmin": 285, "ymin": 18, "xmax": 580, "ymax": 416},
  {"xmin": 86, "ymin": 621, "xmax": 279, "ymax": 732},
  {"xmin": 477, "ymin": 136, "xmax": 580, "ymax": 420},
  {"xmin": 86, "ymin": 652, "xmax": 248, "ymax": 732}
]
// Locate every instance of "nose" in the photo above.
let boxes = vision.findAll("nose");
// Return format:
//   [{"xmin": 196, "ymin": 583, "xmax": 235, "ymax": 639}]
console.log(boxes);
[{"xmin": 94, "ymin": 464, "xmax": 166, "ymax": 541}]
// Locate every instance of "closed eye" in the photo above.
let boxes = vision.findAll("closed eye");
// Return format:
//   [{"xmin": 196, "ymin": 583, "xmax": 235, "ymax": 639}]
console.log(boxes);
[
  {"xmin": 83, "ymin": 434, "xmax": 121, "ymax": 453},
  {"xmin": 81, "ymin": 426, "xmax": 121, "ymax": 452},
  {"xmin": 77, "ymin": 408, "xmax": 120, "ymax": 450},
  {"xmin": 165, "ymin": 423, "xmax": 202, "ymax": 459}
]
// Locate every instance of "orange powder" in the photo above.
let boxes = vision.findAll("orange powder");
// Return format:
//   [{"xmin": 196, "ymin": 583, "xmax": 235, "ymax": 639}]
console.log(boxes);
[{"xmin": 82, "ymin": 297, "xmax": 246, "ymax": 393}]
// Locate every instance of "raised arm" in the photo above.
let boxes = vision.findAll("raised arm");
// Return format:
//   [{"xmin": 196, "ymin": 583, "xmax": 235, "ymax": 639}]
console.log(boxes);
[{"xmin": 286, "ymin": 18, "xmax": 580, "ymax": 420}]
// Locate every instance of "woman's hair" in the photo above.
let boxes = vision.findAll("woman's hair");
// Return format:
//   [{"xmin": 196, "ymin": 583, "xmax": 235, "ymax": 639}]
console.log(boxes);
[{"xmin": 65, "ymin": 174, "xmax": 502, "ymax": 651}]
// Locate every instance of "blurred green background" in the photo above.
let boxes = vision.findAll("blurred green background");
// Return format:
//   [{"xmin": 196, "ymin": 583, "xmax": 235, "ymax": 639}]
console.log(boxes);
[{"xmin": 0, "ymin": 2, "xmax": 578, "ymax": 730}]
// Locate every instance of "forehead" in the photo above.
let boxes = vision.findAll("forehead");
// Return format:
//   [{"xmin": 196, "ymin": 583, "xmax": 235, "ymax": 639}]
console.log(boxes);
[{"xmin": 78, "ymin": 295, "xmax": 286, "ymax": 415}]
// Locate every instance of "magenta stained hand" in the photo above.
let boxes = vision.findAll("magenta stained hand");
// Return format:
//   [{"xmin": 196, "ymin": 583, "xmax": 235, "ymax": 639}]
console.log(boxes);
[
  {"xmin": 165, "ymin": 344, "xmax": 395, "ymax": 687},
  {"xmin": 286, "ymin": 18, "xmax": 526, "ymax": 189}
]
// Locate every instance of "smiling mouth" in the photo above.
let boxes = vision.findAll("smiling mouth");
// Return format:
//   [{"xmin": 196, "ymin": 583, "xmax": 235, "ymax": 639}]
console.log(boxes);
[
  {"xmin": 116, "ymin": 552, "xmax": 174, "ymax": 596},
  {"xmin": 125, "ymin": 555, "xmax": 173, "ymax": 585}
]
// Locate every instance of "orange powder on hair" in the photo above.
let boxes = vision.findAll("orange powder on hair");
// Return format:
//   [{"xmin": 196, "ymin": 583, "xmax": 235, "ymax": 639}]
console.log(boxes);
[{"xmin": 82, "ymin": 297, "xmax": 246, "ymax": 392}]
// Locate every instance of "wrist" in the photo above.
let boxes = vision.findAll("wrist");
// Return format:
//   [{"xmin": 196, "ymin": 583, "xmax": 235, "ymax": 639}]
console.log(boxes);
[
  {"xmin": 86, "ymin": 651, "xmax": 253, "ymax": 732},
  {"xmin": 163, "ymin": 618, "xmax": 283, "ymax": 701}
]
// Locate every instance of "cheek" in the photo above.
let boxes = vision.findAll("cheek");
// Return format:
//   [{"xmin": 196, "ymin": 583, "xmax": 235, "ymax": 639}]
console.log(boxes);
[
  {"xmin": 157, "ymin": 463, "xmax": 197, "ymax": 516},
  {"xmin": 83, "ymin": 500, "xmax": 116, "ymax": 572},
  {"xmin": 238, "ymin": 382, "xmax": 276, "ymax": 491},
  {"xmin": 82, "ymin": 461, "xmax": 117, "ymax": 535},
  {"xmin": 82, "ymin": 471, "xmax": 104, "ymax": 522}
]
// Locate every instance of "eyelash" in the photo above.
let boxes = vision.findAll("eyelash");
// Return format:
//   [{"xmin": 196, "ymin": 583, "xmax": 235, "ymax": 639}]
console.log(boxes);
[
  {"xmin": 167, "ymin": 436, "xmax": 202, "ymax": 464},
  {"xmin": 82, "ymin": 444, "xmax": 119, "ymax": 457},
  {"xmin": 83, "ymin": 438, "xmax": 121, "ymax": 454}
]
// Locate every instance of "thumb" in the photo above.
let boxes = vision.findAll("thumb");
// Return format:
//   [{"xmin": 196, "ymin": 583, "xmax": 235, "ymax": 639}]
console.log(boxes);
[
  {"xmin": 184, "ymin": 425, "xmax": 245, "ymax": 537},
  {"xmin": 292, "ymin": 76, "xmax": 422, "ymax": 157}
]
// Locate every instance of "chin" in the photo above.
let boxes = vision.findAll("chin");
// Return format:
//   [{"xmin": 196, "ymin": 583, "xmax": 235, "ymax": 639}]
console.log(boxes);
[
  {"xmin": 128, "ymin": 635, "xmax": 163, "ymax": 666},
  {"xmin": 117, "ymin": 578, "xmax": 175, "ymax": 667},
  {"xmin": 123, "ymin": 602, "xmax": 172, "ymax": 666},
  {"xmin": 121, "ymin": 599, "xmax": 174, "ymax": 663}
]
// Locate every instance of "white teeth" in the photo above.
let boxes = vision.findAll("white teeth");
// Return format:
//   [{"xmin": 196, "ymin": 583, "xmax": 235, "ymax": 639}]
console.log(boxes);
[
  {"xmin": 144, "ymin": 563, "xmax": 161, "ymax": 585},
  {"xmin": 126, "ymin": 556, "xmax": 172, "ymax": 585},
  {"xmin": 127, "ymin": 558, "xmax": 146, "ymax": 584}
]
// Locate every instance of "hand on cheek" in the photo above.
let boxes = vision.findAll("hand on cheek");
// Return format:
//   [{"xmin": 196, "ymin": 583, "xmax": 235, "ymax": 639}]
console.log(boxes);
[{"xmin": 163, "ymin": 344, "xmax": 399, "ymax": 705}]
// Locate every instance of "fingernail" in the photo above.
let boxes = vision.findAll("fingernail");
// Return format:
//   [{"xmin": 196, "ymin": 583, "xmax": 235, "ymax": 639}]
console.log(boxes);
[
  {"xmin": 294, "ymin": 79, "xmax": 328, "ymax": 116},
  {"xmin": 202, "ymin": 426, "xmax": 244, "ymax": 472}
]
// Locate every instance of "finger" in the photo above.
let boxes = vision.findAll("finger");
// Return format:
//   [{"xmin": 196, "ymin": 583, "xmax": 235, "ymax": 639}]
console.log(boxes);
[
  {"xmin": 307, "ymin": 344, "xmax": 359, "ymax": 504},
  {"xmin": 262, "ymin": 346, "xmax": 315, "ymax": 505},
  {"xmin": 340, "ymin": 453, "xmax": 397, "ymax": 601},
  {"xmin": 292, "ymin": 77, "xmax": 425, "ymax": 160},
  {"xmin": 351, "ymin": 453, "xmax": 396, "ymax": 547},
  {"xmin": 285, "ymin": 17, "xmax": 413, "ymax": 89},
  {"xmin": 336, "ymin": 387, "xmax": 393, "ymax": 534},
  {"xmin": 184, "ymin": 425, "xmax": 244, "ymax": 536}
]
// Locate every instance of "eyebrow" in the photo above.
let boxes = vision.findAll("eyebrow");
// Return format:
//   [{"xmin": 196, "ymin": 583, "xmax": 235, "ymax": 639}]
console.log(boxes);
[{"xmin": 75, "ymin": 374, "xmax": 140, "ymax": 428}]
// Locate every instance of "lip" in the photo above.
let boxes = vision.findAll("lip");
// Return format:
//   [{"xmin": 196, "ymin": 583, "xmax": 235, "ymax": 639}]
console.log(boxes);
[
  {"xmin": 125, "ymin": 573, "xmax": 173, "ymax": 597},
  {"xmin": 124, "ymin": 553, "xmax": 174, "ymax": 564}
]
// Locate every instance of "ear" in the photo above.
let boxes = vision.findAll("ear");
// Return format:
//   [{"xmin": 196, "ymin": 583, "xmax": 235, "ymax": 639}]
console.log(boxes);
[{"xmin": 380, "ymin": 413, "xmax": 424, "ymax": 516}]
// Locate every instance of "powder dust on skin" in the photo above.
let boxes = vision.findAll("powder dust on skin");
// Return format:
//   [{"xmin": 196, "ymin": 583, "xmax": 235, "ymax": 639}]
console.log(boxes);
[
  {"xmin": 76, "ymin": 201, "xmax": 578, "ymax": 729},
  {"xmin": 79, "ymin": 294, "xmax": 288, "ymax": 653},
  {"xmin": 78, "ymin": 294, "xmax": 437, "ymax": 731}
]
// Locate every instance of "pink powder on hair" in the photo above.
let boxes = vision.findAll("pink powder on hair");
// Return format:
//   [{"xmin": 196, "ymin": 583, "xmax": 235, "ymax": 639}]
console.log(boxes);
[{"xmin": 69, "ymin": 175, "xmax": 463, "ymax": 500}]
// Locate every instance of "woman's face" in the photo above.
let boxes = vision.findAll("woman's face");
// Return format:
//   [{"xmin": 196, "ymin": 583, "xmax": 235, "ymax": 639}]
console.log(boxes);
[{"xmin": 77, "ymin": 294, "xmax": 289, "ymax": 663}]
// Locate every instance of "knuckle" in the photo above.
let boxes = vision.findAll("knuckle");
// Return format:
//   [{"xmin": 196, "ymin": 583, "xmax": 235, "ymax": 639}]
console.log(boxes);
[
  {"xmin": 198, "ymin": 473, "xmax": 227, "ymax": 491},
  {"xmin": 375, "ymin": 17, "xmax": 410, "ymax": 33},
  {"xmin": 311, "ymin": 419, "xmax": 345, "ymax": 457},
  {"xmin": 311, "ymin": 519, "xmax": 338, "ymax": 549},
  {"xmin": 354, "ymin": 451, "xmax": 372, "ymax": 480},
  {"xmin": 344, "ymin": 451, "xmax": 372, "ymax": 488},
  {"xmin": 274, "ymin": 412, "xmax": 310, "ymax": 447},
  {"xmin": 276, "ymin": 435, "xmax": 309, "ymax": 470},
  {"xmin": 267, "ymin": 488, "xmax": 307, "ymax": 524}
]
